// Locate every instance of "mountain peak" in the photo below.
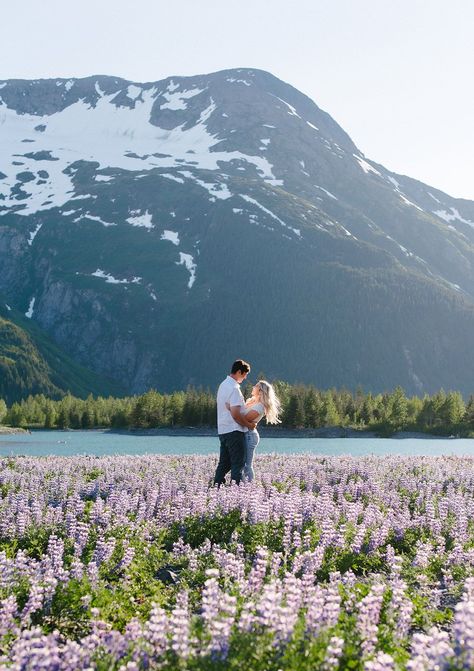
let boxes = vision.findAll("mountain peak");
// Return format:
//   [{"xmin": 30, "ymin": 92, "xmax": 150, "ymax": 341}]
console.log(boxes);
[{"xmin": 1, "ymin": 69, "xmax": 474, "ymax": 397}]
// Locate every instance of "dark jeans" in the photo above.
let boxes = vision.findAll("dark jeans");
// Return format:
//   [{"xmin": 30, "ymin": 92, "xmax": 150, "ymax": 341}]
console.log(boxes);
[{"xmin": 214, "ymin": 430, "xmax": 246, "ymax": 485}]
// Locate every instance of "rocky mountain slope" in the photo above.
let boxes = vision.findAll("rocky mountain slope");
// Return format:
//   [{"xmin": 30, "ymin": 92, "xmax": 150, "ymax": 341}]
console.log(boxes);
[{"xmin": 1, "ymin": 68, "xmax": 474, "ymax": 396}]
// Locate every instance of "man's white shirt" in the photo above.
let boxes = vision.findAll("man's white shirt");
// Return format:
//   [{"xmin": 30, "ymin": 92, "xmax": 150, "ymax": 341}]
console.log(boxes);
[{"xmin": 217, "ymin": 376, "xmax": 248, "ymax": 434}]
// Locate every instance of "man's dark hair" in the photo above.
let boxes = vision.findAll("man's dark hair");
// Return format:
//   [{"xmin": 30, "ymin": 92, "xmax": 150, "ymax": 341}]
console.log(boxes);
[{"xmin": 231, "ymin": 359, "xmax": 251, "ymax": 375}]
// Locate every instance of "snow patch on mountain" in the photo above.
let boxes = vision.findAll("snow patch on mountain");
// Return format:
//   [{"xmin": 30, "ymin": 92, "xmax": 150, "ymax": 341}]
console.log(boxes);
[
  {"xmin": 88, "ymin": 214, "xmax": 115, "ymax": 226},
  {"xmin": 179, "ymin": 170, "xmax": 232, "ymax": 200},
  {"xmin": 25, "ymin": 297, "xmax": 35, "ymax": 318},
  {"xmin": 241, "ymin": 195, "xmax": 301, "ymax": 238},
  {"xmin": 386, "ymin": 235, "xmax": 414, "ymax": 257},
  {"xmin": 176, "ymin": 253, "xmax": 196, "ymax": 288},
  {"xmin": 354, "ymin": 155, "xmax": 381, "ymax": 176},
  {"xmin": 92, "ymin": 269, "xmax": 141, "ymax": 284},
  {"xmin": 95, "ymin": 81, "xmax": 106, "ymax": 97},
  {"xmin": 315, "ymin": 185, "xmax": 338, "ymax": 200},
  {"xmin": 161, "ymin": 87, "xmax": 205, "ymax": 110},
  {"xmin": 28, "ymin": 223, "xmax": 43, "ymax": 245},
  {"xmin": 161, "ymin": 173, "xmax": 185, "ymax": 184},
  {"xmin": 340, "ymin": 225, "xmax": 355, "ymax": 238},
  {"xmin": 386, "ymin": 175, "xmax": 423, "ymax": 211},
  {"xmin": 274, "ymin": 96, "xmax": 301, "ymax": 119},
  {"xmin": 434, "ymin": 208, "xmax": 474, "ymax": 227},
  {"xmin": 69, "ymin": 194, "xmax": 97, "ymax": 201},
  {"xmin": 0, "ymin": 89, "xmax": 282, "ymax": 216},
  {"xmin": 127, "ymin": 85, "xmax": 143, "ymax": 101},
  {"xmin": 127, "ymin": 210, "xmax": 154, "ymax": 229},
  {"xmin": 399, "ymin": 194, "xmax": 423, "ymax": 211},
  {"xmin": 75, "ymin": 214, "xmax": 116, "ymax": 226},
  {"xmin": 226, "ymin": 78, "xmax": 251, "ymax": 86},
  {"xmin": 161, "ymin": 230, "xmax": 180, "ymax": 245}
]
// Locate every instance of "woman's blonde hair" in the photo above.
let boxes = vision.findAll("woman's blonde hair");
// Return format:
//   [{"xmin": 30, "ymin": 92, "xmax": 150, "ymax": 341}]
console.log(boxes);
[{"xmin": 256, "ymin": 380, "xmax": 281, "ymax": 425}]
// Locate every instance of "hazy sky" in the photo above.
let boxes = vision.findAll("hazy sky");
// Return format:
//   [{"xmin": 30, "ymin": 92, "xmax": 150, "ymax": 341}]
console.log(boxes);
[{"xmin": 2, "ymin": 0, "xmax": 473, "ymax": 199}]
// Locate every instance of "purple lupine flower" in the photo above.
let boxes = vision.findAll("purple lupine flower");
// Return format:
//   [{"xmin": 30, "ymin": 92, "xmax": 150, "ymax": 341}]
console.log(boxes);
[
  {"xmin": 7, "ymin": 626, "xmax": 63, "ymax": 670},
  {"xmin": 357, "ymin": 582, "xmax": 385, "ymax": 658},
  {"xmin": 87, "ymin": 560, "xmax": 100, "ymax": 588},
  {"xmin": 387, "ymin": 578, "xmax": 413, "ymax": 641},
  {"xmin": 453, "ymin": 597, "xmax": 474, "ymax": 666},
  {"xmin": 20, "ymin": 579, "xmax": 44, "ymax": 624},
  {"xmin": 364, "ymin": 651, "xmax": 395, "ymax": 670},
  {"xmin": 0, "ymin": 594, "xmax": 18, "ymax": 639},
  {"xmin": 324, "ymin": 635, "xmax": 344, "ymax": 670},
  {"xmin": 406, "ymin": 627, "xmax": 453, "ymax": 671},
  {"xmin": 142, "ymin": 603, "xmax": 168, "ymax": 657},
  {"xmin": 170, "ymin": 590, "xmax": 191, "ymax": 659},
  {"xmin": 255, "ymin": 580, "xmax": 282, "ymax": 634},
  {"xmin": 201, "ymin": 568, "xmax": 237, "ymax": 659},
  {"xmin": 245, "ymin": 547, "xmax": 269, "ymax": 595},
  {"xmin": 118, "ymin": 662, "xmax": 140, "ymax": 671}
]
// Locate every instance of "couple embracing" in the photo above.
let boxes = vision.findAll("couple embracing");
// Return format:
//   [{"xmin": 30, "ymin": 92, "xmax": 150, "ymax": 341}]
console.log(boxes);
[{"xmin": 213, "ymin": 359, "xmax": 281, "ymax": 486}]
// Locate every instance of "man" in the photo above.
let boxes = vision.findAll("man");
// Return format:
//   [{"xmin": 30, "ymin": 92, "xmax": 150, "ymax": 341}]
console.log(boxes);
[{"xmin": 214, "ymin": 359, "xmax": 256, "ymax": 485}]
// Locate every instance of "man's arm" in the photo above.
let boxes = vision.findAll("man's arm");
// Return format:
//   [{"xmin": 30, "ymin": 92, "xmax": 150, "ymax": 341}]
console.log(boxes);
[{"xmin": 230, "ymin": 405, "xmax": 257, "ymax": 430}]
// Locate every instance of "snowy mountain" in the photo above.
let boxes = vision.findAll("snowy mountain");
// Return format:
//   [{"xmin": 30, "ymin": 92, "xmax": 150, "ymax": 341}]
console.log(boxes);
[{"xmin": 1, "ymin": 68, "xmax": 474, "ymax": 396}]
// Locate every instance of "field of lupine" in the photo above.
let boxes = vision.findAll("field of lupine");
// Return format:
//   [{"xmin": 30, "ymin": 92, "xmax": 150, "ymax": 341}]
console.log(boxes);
[{"xmin": 2, "ymin": 454, "xmax": 474, "ymax": 670}]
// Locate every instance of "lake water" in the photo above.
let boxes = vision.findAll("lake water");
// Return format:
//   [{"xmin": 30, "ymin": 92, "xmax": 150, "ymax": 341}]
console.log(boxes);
[{"xmin": 1, "ymin": 430, "xmax": 474, "ymax": 457}]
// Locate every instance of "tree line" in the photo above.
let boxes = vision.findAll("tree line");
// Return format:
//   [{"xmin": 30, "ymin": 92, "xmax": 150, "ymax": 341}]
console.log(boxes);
[{"xmin": 1, "ymin": 383, "xmax": 474, "ymax": 436}]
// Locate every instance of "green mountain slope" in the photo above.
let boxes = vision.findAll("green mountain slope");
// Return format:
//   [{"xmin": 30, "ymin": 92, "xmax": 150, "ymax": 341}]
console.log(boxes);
[{"xmin": 0, "ymin": 303, "xmax": 124, "ymax": 404}]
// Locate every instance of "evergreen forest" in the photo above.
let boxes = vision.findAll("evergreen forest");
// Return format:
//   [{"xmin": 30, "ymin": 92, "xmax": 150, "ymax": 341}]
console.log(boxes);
[{"xmin": 1, "ymin": 383, "xmax": 473, "ymax": 437}]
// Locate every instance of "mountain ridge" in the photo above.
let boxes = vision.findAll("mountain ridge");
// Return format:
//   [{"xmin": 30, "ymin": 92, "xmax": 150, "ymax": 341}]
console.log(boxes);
[{"xmin": 1, "ymin": 67, "xmax": 474, "ymax": 397}]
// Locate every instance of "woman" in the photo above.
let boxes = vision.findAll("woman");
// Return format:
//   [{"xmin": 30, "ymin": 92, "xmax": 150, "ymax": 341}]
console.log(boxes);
[{"xmin": 241, "ymin": 380, "xmax": 281, "ymax": 481}]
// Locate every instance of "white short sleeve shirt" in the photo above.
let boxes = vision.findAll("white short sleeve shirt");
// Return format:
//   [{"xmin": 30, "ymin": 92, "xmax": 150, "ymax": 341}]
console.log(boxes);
[{"xmin": 217, "ymin": 375, "xmax": 247, "ymax": 434}]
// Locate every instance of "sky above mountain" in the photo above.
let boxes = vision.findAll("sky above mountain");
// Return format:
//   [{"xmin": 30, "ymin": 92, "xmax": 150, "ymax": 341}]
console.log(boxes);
[{"xmin": 1, "ymin": 0, "xmax": 473, "ymax": 201}]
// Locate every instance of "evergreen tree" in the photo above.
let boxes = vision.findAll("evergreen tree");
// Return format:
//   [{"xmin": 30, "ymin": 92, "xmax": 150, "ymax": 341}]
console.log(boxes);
[
  {"xmin": 303, "ymin": 388, "xmax": 321, "ymax": 427},
  {"xmin": 44, "ymin": 405, "xmax": 57, "ymax": 429},
  {"xmin": 56, "ymin": 406, "xmax": 70, "ymax": 429},
  {"xmin": 0, "ymin": 398, "xmax": 7, "ymax": 424},
  {"xmin": 441, "ymin": 391, "xmax": 465, "ymax": 428},
  {"xmin": 360, "ymin": 393, "xmax": 375, "ymax": 425},
  {"xmin": 321, "ymin": 392, "xmax": 341, "ymax": 426},
  {"xmin": 284, "ymin": 391, "xmax": 306, "ymax": 428},
  {"xmin": 465, "ymin": 395, "xmax": 474, "ymax": 430},
  {"xmin": 387, "ymin": 386, "xmax": 408, "ymax": 431},
  {"xmin": 5, "ymin": 402, "xmax": 27, "ymax": 427}
]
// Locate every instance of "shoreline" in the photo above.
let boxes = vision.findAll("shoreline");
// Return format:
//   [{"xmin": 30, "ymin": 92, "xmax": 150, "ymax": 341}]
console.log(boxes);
[
  {"xmin": 0, "ymin": 426, "xmax": 29, "ymax": 435},
  {"xmin": 99, "ymin": 426, "xmax": 451, "ymax": 440},
  {"xmin": 2, "ymin": 426, "xmax": 463, "ymax": 440}
]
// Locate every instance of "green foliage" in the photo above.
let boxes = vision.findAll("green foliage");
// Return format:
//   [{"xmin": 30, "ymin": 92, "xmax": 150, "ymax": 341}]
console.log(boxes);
[
  {"xmin": 0, "ymin": 398, "xmax": 7, "ymax": 423},
  {"xmin": 0, "ymin": 314, "xmax": 125, "ymax": 405},
  {"xmin": 3, "ymin": 381, "xmax": 474, "ymax": 436}
]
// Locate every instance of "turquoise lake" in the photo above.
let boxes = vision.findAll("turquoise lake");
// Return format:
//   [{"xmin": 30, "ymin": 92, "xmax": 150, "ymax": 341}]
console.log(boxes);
[{"xmin": 1, "ymin": 430, "xmax": 474, "ymax": 457}]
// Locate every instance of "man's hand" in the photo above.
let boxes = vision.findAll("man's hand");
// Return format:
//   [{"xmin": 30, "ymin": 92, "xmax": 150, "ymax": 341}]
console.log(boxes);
[{"xmin": 230, "ymin": 406, "xmax": 256, "ymax": 430}]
